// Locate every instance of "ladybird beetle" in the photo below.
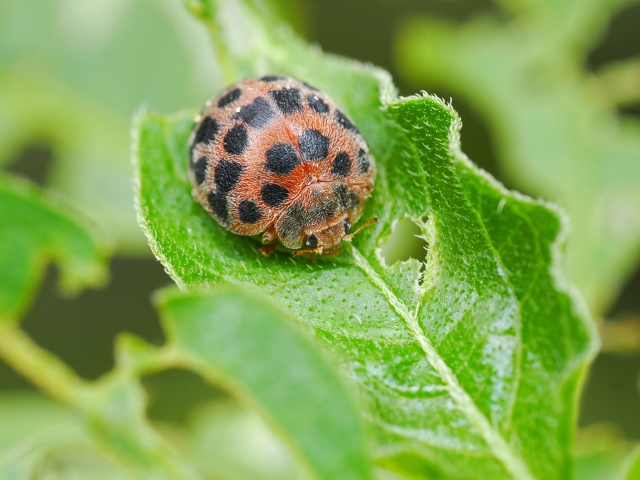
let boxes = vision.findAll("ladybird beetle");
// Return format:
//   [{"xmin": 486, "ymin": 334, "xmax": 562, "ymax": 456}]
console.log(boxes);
[{"xmin": 188, "ymin": 75, "xmax": 376, "ymax": 256}]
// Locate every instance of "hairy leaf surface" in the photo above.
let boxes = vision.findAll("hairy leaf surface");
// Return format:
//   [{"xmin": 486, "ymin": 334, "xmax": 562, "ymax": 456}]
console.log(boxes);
[{"xmin": 134, "ymin": 1, "xmax": 596, "ymax": 478}]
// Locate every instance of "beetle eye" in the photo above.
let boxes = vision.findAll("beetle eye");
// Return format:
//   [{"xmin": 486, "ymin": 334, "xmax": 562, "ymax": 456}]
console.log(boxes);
[
  {"xmin": 343, "ymin": 219, "xmax": 352, "ymax": 234},
  {"xmin": 305, "ymin": 234, "xmax": 318, "ymax": 249}
]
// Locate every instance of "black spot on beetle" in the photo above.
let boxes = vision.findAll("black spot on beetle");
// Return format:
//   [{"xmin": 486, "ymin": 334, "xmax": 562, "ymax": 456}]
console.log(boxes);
[
  {"xmin": 208, "ymin": 191, "xmax": 229, "ymax": 222},
  {"xmin": 336, "ymin": 110, "xmax": 360, "ymax": 134},
  {"xmin": 194, "ymin": 116, "xmax": 220, "ymax": 145},
  {"xmin": 331, "ymin": 152, "xmax": 351, "ymax": 177},
  {"xmin": 265, "ymin": 143, "xmax": 300, "ymax": 175},
  {"xmin": 306, "ymin": 94, "xmax": 329, "ymax": 113},
  {"xmin": 218, "ymin": 88, "xmax": 242, "ymax": 108},
  {"xmin": 334, "ymin": 184, "xmax": 359, "ymax": 211},
  {"xmin": 215, "ymin": 159, "xmax": 244, "ymax": 195},
  {"xmin": 270, "ymin": 88, "xmax": 303, "ymax": 114},
  {"xmin": 223, "ymin": 124, "xmax": 249, "ymax": 155},
  {"xmin": 260, "ymin": 75, "xmax": 285, "ymax": 82},
  {"xmin": 298, "ymin": 129, "xmax": 329, "ymax": 161},
  {"xmin": 233, "ymin": 97, "xmax": 276, "ymax": 129},
  {"xmin": 261, "ymin": 183, "xmax": 289, "ymax": 207},
  {"xmin": 357, "ymin": 148, "xmax": 371, "ymax": 174},
  {"xmin": 239, "ymin": 200, "xmax": 263, "ymax": 224},
  {"xmin": 194, "ymin": 156, "xmax": 208, "ymax": 184}
]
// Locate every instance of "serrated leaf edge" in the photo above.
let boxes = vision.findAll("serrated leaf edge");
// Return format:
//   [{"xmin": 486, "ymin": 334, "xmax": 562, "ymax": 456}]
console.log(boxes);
[{"xmin": 353, "ymin": 91, "xmax": 596, "ymax": 479}]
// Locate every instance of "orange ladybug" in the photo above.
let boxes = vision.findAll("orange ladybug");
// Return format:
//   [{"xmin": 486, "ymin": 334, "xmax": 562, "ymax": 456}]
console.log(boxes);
[{"xmin": 188, "ymin": 75, "xmax": 376, "ymax": 256}]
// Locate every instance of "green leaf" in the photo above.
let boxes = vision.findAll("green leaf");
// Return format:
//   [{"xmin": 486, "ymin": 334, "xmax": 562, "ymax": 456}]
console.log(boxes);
[
  {"xmin": 177, "ymin": 399, "xmax": 306, "ymax": 480},
  {"xmin": 395, "ymin": 1, "xmax": 640, "ymax": 315},
  {"xmin": 625, "ymin": 446, "xmax": 640, "ymax": 480},
  {"xmin": 572, "ymin": 425, "xmax": 633, "ymax": 480},
  {"xmin": 155, "ymin": 287, "xmax": 373, "ymax": 480},
  {"xmin": 0, "ymin": 173, "xmax": 109, "ymax": 321},
  {"xmin": 81, "ymin": 369, "xmax": 198, "ymax": 480},
  {"xmin": 134, "ymin": 1, "xmax": 596, "ymax": 478},
  {"xmin": 0, "ymin": 392, "xmax": 126, "ymax": 480}
]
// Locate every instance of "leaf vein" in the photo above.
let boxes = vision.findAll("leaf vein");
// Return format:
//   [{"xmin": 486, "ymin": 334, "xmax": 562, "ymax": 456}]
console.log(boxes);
[{"xmin": 349, "ymin": 244, "xmax": 536, "ymax": 480}]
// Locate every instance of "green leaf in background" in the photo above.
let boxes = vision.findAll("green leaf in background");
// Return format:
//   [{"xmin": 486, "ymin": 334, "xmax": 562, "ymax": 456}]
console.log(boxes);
[
  {"xmin": 625, "ymin": 446, "xmax": 640, "ymax": 480},
  {"xmin": 395, "ymin": 0, "xmax": 640, "ymax": 315},
  {"xmin": 134, "ymin": 0, "xmax": 596, "ymax": 478},
  {"xmin": 0, "ymin": 173, "xmax": 109, "ymax": 321},
  {"xmin": 0, "ymin": 392, "xmax": 126, "ymax": 480},
  {"xmin": 175, "ymin": 399, "xmax": 305, "ymax": 480},
  {"xmin": 155, "ymin": 287, "xmax": 373, "ymax": 480},
  {"xmin": 572, "ymin": 424, "xmax": 634, "ymax": 480}
]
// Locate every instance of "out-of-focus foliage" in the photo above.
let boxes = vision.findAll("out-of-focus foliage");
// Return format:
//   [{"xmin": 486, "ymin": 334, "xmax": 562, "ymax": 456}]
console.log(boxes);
[
  {"xmin": 169, "ymin": 399, "xmax": 305, "ymax": 480},
  {"xmin": 156, "ymin": 288, "xmax": 373, "ymax": 479},
  {"xmin": 0, "ymin": 173, "xmax": 109, "ymax": 320},
  {"xmin": 396, "ymin": 0, "xmax": 640, "ymax": 315},
  {"xmin": 0, "ymin": 392, "xmax": 127, "ymax": 479},
  {"xmin": 572, "ymin": 424, "xmax": 635, "ymax": 480},
  {"xmin": 625, "ymin": 445, "xmax": 640, "ymax": 480},
  {"xmin": 0, "ymin": 0, "xmax": 222, "ymax": 252}
]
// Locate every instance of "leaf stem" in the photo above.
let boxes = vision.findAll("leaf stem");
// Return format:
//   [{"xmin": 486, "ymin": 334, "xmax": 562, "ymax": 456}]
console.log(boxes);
[
  {"xmin": 183, "ymin": 0, "xmax": 236, "ymax": 84},
  {"xmin": 0, "ymin": 322, "xmax": 87, "ymax": 406}
]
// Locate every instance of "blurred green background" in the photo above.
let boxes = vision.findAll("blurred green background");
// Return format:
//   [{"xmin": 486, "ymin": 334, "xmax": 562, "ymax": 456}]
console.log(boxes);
[{"xmin": 1, "ymin": 0, "xmax": 639, "ymax": 477}]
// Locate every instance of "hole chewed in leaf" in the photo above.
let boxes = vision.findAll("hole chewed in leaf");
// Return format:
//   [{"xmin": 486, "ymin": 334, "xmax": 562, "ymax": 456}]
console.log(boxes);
[{"xmin": 380, "ymin": 218, "xmax": 428, "ymax": 266}]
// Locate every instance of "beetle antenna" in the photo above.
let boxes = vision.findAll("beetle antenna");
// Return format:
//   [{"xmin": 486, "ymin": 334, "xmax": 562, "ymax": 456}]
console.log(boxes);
[{"xmin": 344, "ymin": 217, "xmax": 378, "ymax": 242}]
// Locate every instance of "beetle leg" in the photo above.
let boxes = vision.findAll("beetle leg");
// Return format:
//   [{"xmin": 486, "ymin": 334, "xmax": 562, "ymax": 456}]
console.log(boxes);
[
  {"xmin": 262, "ymin": 226, "xmax": 278, "ymax": 244},
  {"xmin": 259, "ymin": 243, "xmax": 279, "ymax": 256}
]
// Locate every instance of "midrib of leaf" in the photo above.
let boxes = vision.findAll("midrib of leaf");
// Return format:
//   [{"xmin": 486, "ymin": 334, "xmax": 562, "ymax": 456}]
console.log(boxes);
[{"xmin": 349, "ymin": 242, "xmax": 533, "ymax": 480}]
